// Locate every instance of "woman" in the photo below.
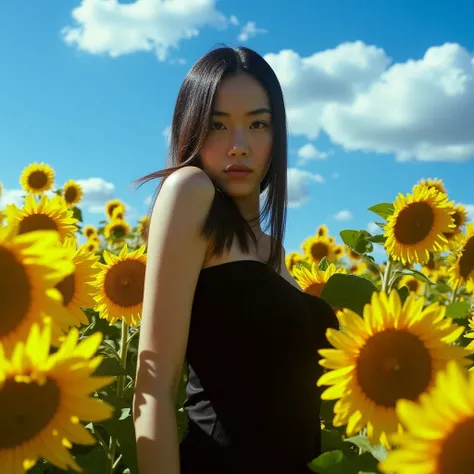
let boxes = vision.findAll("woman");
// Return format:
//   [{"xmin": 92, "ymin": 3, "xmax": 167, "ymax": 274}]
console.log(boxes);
[{"xmin": 132, "ymin": 46, "xmax": 338, "ymax": 474}]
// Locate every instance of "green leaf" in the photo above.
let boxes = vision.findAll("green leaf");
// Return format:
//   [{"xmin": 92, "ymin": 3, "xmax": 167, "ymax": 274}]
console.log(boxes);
[
  {"xmin": 72, "ymin": 206, "xmax": 83, "ymax": 223},
  {"xmin": 320, "ymin": 274, "xmax": 377, "ymax": 316},
  {"xmin": 366, "ymin": 234, "xmax": 385, "ymax": 244},
  {"xmin": 93, "ymin": 357, "xmax": 127, "ymax": 376},
  {"xmin": 344, "ymin": 435, "xmax": 388, "ymax": 462},
  {"xmin": 374, "ymin": 222, "xmax": 386, "ymax": 230},
  {"xmin": 68, "ymin": 446, "xmax": 108, "ymax": 474},
  {"xmin": 318, "ymin": 257, "xmax": 330, "ymax": 271},
  {"xmin": 340, "ymin": 230, "xmax": 373, "ymax": 255},
  {"xmin": 362, "ymin": 256, "xmax": 381, "ymax": 275},
  {"xmin": 367, "ymin": 203, "xmax": 394, "ymax": 220},
  {"xmin": 446, "ymin": 301, "xmax": 471, "ymax": 319},
  {"xmin": 100, "ymin": 411, "xmax": 139, "ymax": 474},
  {"xmin": 396, "ymin": 268, "xmax": 434, "ymax": 285},
  {"xmin": 308, "ymin": 450, "xmax": 345, "ymax": 472},
  {"xmin": 436, "ymin": 280, "xmax": 452, "ymax": 293}
]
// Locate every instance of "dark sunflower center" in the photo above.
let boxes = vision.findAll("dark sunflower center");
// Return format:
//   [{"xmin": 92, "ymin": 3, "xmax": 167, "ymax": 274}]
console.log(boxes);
[
  {"xmin": 104, "ymin": 260, "xmax": 146, "ymax": 308},
  {"xmin": 310, "ymin": 242, "xmax": 329, "ymax": 261},
  {"xmin": 0, "ymin": 247, "xmax": 31, "ymax": 337},
  {"xmin": 18, "ymin": 214, "xmax": 58, "ymax": 235},
  {"xmin": 27, "ymin": 171, "xmax": 48, "ymax": 190},
  {"xmin": 64, "ymin": 186, "xmax": 78, "ymax": 204},
  {"xmin": 56, "ymin": 273, "xmax": 76, "ymax": 306},
  {"xmin": 459, "ymin": 237, "xmax": 474, "ymax": 280},
  {"xmin": 85, "ymin": 228, "xmax": 95, "ymax": 238},
  {"xmin": 356, "ymin": 329, "xmax": 432, "ymax": 408},
  {"xmin": 0, "ymin": 377, "xmax": 60, "ymax": 449},
  {"xmin": 306, "ymin": 282, "xmax": 325, "ymax": 298},
  {"xmin": 438, "ymin": 416, "xmax": 474, "ymax": 474},
  {"xmin": 406, "ymin": 279, "xmax": 420, "ymax": 293},
  {"xmin": 111, "ymin": 224, "xmax": 127, "ymax": 239},
  {"xmin": 394, "ymin": 202, "xmax": 434, "ymax": 245}
]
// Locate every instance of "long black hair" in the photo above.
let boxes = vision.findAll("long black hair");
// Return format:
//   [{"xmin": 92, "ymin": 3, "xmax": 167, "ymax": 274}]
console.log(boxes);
[{"xmin": 133, "ymin": 45, "xmax": 288, "ymax": 272}]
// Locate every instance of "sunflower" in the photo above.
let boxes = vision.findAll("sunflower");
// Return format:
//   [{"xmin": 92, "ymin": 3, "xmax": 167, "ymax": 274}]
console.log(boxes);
[
  {"xmin": 0, "ymin": 209, "xmax": 5, "ymax": 227},
  {"xmin": 384, "ymin": 184, "xmax": 455, "ymax": 265},
  {"xmin": 93, "ymin": 244, "xmax": 147, "ymax": 327},
  {"xmin": 137, "ymin": 215, "xmax": 150, "ymax": 244},
  {"xmin": 83, "ymin": 224, "xmax": 98, "ymax": 239},
  {"xmin": 334, "ymin": 245, "xmax": 344, "ymax": 260},
  {"xmin": 293, "ymin": 262, "xmax": 346, "ymax": 298},
  {"xmin": 62, "ymin": 179, "xmax": 83, "ymax": 208},
  {"xmin": 397, "ymin": 274, "xmax": 425, "ymax": 296},
  {"xmin": 317, "ymin": 290, "xmax": 470, "ymax": 447},
  {"xmin": 315, "ymin": 224, "xmax": 329, "ymax": 238},
  {"xmin": 348, "ymin": 261, "xmax": 367, "ymax": 276},
  {"xmin": 416, "ymin": 177, "xmax": 447, "ymax": 195},
  {"xmin": 0, "ymin": 226, "xmax": 74, "ymax": 357},
  {"xmin": 346, "ymin": 247, "xmax": 363, "ymax": 261},
  {"xmin": 301, "ymin": 234, "xmax": 337, "ymax": 264},
  {"xmin": 448, "ymin": 223, "xmax": 474, "ymax": 294},
  {"xmin": 19, "ymin": 162, "xmax": 55, "ymax": 195},
  {"xmin": 84, "ymin": 239, "xmax": 100, "ymax": 254},
  {"xmin": 104, "ymin": 219, "xmax": 130, "ymax": 242},
  {"xmin": 463, "ymin": 316, "xmax": 474, "ymax": 360},
  {"xmin": 379, "ymin": 360, "xmax": 474, "ymax": 474},
  {"xmin": 6, "ymin": 195, "xmax": 78, "ymax": 243},
  {"xmin": 111, "ymin": 205, "xmax": 125, "ymax": 221},
  {"xmin": 443, "ymin": 203, "xmax": 468, "ymax": 248},
  {"xmin": 105, "ymin": 199, "xmax": 124, "ymax": 219},
  {"xmin": 55, "ymin": 239, "xmax": 100, "ymax": 328},
  {"xmin": 285, "ymin": 251, "xmax": 305, "ymax": 274},
  {"xmin": 0, "ymin": 322, "xmax": 114, "ymax": 473}
]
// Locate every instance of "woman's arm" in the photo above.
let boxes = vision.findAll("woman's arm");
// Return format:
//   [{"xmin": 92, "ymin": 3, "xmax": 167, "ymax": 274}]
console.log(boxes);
[{"xmin": 133, "ymin": 166, "xmax": 215, "ymax": 474}]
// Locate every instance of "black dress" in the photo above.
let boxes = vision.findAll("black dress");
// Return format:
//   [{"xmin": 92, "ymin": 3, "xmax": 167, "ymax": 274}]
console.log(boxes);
[{"xmin": 179, "ymin": 260, "xmax": 338, "ymax": 474}]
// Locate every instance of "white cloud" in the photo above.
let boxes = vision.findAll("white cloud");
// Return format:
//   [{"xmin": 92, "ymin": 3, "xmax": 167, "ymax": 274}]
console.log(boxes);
[
  {"xmin": 0, "ymin": 188, "xmax": 25, "ymax": 208},
  {"xmin": 265, "ymin": 41, "xmax": 389, "ymax": 139},
  {"xmin": 61, "ymin": 0, "xmax": 228, "ymax": 61},
  {"xmin": 323, "ymin": 43, "xmax": 474, "ymax": 162},
  {"xmin": 333, "ymin": 210, "xmax": 353, "ymax": 221},
  {"xmin": 229, "ymin": 15, "xmax": 239, "ymax": 26},
  {"xmin": 237, "ymin": 21, "xmax": 268, "ymax": 42},
  {"xmin": 76, "ymin": 177, "xmax": 115, "ymax": 213},
  {"xmin": 296, "ymin": 143, "xmax": 333, "ymax": 165},
  {"xmin": 265, "ymin": 42, "xmax": 474, "ymax": 162},
  {"xmin": 368, "ymin": 221, "xmax": 381, "ymax": 234},
  {"xmin": 287, "ymin": 168, "xmax": 324, "ymax": 208}
]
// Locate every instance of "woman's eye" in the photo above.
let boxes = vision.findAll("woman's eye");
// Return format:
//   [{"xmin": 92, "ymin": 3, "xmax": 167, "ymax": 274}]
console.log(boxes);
[
  {"xmin": 251, "ymin": 121, "xmax": 268, "ymax": 129},
  {"xmin": 210, "ymin": 122, "xmax": 226, "ymax": 130}
]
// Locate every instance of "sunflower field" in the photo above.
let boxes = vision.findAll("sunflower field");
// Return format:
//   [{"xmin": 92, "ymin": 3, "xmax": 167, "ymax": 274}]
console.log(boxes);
[{"xmin": 0, "ymin": 163, "xmax": 473, "ymax": 474}]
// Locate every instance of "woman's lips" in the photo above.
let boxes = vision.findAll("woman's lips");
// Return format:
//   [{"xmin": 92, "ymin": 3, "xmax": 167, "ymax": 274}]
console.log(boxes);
[{"xmin": 224, "ymin": 170, "xmax": 252, "ymax": 179}]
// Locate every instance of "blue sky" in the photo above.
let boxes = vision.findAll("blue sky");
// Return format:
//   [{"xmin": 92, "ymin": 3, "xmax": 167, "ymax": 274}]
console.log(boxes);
[{"xmin": 1, "ymin": 0, "xmax": 473, "ymax": 258}]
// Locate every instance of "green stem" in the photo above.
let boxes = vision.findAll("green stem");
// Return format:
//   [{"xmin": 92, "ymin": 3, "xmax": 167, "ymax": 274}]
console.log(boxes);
[
  {"xmin": 381, "ymin": 258, "xmax": 394, "ymax": 294},
  {"xmin": 107, "ymin": 319, "xmax": 130, "ymax": 474},
  {"xmin": 451, "ymin": 281, "xmax": 460, "ymax": 304}
]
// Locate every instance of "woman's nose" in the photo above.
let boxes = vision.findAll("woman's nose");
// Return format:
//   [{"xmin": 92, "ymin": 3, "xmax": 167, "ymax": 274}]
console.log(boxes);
[{"xmin": 227, "ymin": 131, "xmax": 249, "ymax": 157}]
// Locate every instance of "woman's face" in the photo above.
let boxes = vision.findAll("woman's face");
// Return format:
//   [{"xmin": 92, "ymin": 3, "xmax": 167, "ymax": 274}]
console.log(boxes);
[{"xmin": 199, "ymin": 73, "xmax": 273, "ymax": 200}]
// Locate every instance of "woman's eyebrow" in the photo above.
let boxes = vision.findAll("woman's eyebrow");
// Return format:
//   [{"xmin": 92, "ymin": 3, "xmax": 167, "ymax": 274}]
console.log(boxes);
[{"xmin": 211, "ymin": 107, "xmax": 272, "ymax": 117}]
